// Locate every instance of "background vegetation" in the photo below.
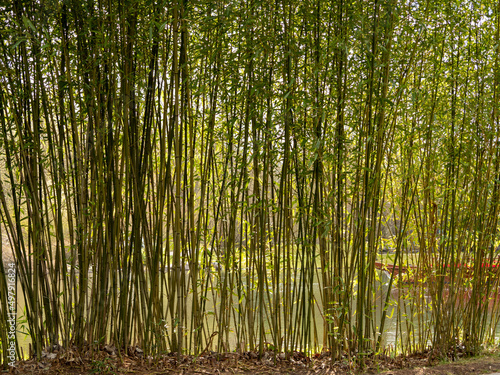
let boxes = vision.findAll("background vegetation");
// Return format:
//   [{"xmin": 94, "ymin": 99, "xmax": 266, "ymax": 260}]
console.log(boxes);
[{"xmin": 0, "ymin": 0, "xmax": 499, "ymax": 367}]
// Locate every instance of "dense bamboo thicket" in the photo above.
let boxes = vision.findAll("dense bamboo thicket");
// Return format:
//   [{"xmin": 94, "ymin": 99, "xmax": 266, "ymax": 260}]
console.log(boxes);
[{"xmin": 1, "ymin": 0, "xmax": 500, "ymax": 366}]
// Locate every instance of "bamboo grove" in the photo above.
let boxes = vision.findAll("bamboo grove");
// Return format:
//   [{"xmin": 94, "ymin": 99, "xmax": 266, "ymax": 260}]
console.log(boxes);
[{"xmin": 0, "ymin": 0, "xmax": 500, "ymax": 366}]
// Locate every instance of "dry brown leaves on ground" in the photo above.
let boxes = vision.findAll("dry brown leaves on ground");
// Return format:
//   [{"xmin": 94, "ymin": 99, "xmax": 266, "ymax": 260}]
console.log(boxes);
[{"xmin": 5, "ymin": 346, "xmax": 500, "ymax": 375}]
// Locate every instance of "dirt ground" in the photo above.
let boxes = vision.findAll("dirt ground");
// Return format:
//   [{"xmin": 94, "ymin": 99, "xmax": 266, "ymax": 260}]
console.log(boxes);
[{"xmin": 6, "ymin": 347, "xmax": 500, "ymax": 375}]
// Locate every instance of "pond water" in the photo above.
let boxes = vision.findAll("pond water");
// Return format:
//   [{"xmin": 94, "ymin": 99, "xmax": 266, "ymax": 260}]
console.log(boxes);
[{"xmin": 10, "ymin": 269, "xmax": 500, "ymax": 358}]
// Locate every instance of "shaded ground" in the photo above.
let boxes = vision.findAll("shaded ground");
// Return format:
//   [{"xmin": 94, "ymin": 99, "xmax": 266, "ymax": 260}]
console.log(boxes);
[{"xmin": 6, "ymin": 346, "xmax": 500, "ymax": 374}]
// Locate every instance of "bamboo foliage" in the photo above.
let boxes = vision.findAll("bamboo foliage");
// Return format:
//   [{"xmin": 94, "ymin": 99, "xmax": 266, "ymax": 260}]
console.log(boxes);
[{"xmin": 0, "ymin": 0, "xmax": 500, "ymax": 367}]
